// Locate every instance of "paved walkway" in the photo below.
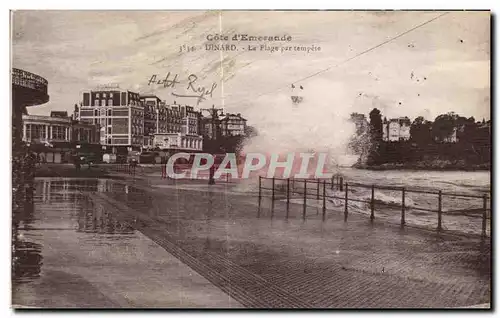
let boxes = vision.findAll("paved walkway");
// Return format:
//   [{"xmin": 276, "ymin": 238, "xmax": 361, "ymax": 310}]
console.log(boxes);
[{"xmin": 95, "ymin": 173, "xmax": 491, "ymax": 308}]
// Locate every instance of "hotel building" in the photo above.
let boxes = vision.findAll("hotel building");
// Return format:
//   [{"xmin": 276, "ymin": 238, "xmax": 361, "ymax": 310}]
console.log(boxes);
[{"xmin": 78, "ymin": 87, "xmax": 144, "ymax": 150}]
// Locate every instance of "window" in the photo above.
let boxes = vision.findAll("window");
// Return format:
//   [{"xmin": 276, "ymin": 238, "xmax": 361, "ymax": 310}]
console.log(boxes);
[
  {"xmin": 94, "ymin": 110, "xmax": 98, "ymax": 116},
  {"xmin": 103, "ymin": 93, "xmax": 107, "ymax": 98},
  {"xmin": 101, "ymin": 100, "xmax": 106, "ymax": 106},
  {"xmin": 107, "ymin": 118, "xmax": 111, "ymax": 125},
  {"xmin": 108, "ymin": 99, "xmax": 113, "ymax": 106},
  {"xmin": 94, "ymin": 99, "xmax": 99, "ymax": 106},
  {"xmin": 107, "ymin": 127, "xmax": 112, "ymax": 135},
  {"xmin": 110, "ymin": 93, "xmax": 113, "ymax": 98},
  {"xmin": 83, "ymin": 93, "xmax": 90, "ymax": 106},
  {"xmin": 96, "ymin": 93, "xmax": 100, "ymax": 98},
  {"xmin": 25, "ymin": 124, "xmax": 31, "ymax": 140}
]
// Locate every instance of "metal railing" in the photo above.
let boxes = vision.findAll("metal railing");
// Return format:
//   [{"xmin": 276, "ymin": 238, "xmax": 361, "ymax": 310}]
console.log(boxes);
[{"xmin": 258, "ymin": 175, "xmax": 491, "ymax": 238}]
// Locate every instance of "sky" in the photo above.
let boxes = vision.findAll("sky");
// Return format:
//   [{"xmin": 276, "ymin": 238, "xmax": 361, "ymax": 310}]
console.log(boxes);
[{"xmin": 12, "ymin": 10, "xmax": 490, "ymax": 150}]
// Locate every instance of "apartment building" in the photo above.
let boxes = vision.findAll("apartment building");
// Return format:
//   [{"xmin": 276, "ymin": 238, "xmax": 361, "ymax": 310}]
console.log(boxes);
[{"xmin": 78, "ymin": 87, "xmax": 143, "ymax": 150}]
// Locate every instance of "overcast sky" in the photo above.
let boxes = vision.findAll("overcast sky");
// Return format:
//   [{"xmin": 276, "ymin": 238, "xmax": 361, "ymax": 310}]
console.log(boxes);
[{"xmin": 12, "ymin": 10, "xmax": 490, "ymax": 124}]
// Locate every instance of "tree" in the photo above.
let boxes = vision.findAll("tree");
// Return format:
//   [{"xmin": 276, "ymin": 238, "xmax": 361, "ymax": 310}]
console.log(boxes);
[
  {"xmin": 244, "ymin": 125, "xmax": 258, "ymax": 138},
  {"xmin": 432, "ymin": 112, "xmax": 458, "ymax": 142},
  {"xmin": 369, "ymin": 108, "xmax": 383, "ymax": 142}
]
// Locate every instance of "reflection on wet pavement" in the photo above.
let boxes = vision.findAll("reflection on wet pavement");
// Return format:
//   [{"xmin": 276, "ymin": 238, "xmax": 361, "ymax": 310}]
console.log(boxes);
[{"xmin": 12, "ymin": 178, "xmax": 241, "ymax": 308}]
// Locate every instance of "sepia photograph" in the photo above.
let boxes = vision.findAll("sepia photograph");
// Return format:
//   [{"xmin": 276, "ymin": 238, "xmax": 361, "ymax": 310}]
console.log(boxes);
[{"xmin": 10, "ymin": 9, "xmax": 491, "ymax": 309}]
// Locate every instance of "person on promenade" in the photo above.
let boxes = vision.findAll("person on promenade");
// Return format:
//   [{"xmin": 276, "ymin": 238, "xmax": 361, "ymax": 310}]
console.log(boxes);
[
  {"xmin": 74, "ymin": 155, "xmax": 81, "ymax": 172},
  {"xmin": 129, "ymin": 158, "xmax": 138, "ymax": 175},
  {"xmin": 208, "ymin": 163, "xmax": 216, "ymax": 185}
]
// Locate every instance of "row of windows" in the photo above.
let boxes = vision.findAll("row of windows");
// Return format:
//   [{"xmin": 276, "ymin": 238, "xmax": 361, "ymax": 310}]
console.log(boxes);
[
  {"xmin": 24, "ymin": 124, "xmax": 69, "ymax": 141},
  {"xmin": 95, "ymin": 99, "xmax": 114, "ymax": 107},
  {"xmin": 91, "ymin": 99, "xmax": 142, "ymax": 107},
  {"xmin": 132, "ymin": 125, "xmax": 143, "ymax": 135}
]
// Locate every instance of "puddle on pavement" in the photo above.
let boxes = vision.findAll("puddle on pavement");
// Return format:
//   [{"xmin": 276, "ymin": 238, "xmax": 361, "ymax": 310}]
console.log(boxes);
[{"xmin": 12, "ymin": 179, "xmax": 136, "ymax": 287}]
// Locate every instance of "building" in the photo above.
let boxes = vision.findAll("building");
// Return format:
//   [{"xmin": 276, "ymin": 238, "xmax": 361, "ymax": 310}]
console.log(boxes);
[
  {"xmin": 182, "ymin": 105, "xmax": 201, "ymax": 136},
  {"xmin": 152, "ymin": 103, "xmax": 203, "ymax": 153},
  {"xmin": 201, "ymin": 114, "xmax": 220, "ymax": 139},
  {"xmin": 140, "ymin": 95, "xmax": 163, "ymax": 149},
  {"xmin": 152, "ymin": 133, "xmax": 203, "ymax": 153},
  {"xmin": 219, "ymin": 113, "xmax": 247, "ymax": 137},
  {"xmin": 439, "ymin": 127, "xmax": 458, "ymax": 143},
  {"xmin": 78, "ymin": 87, "xmax": 144, "ymax": 150},
  {"xmin": 77, "ymin": 87, "xmax": 224, "ymax": 153},
  {"xmin": 21, "ymin": 113, "xmax": 100, "ymax": 163},
  {"xmin": 383, "ymin": 117, "xmax": 411, "ymax": 142}
]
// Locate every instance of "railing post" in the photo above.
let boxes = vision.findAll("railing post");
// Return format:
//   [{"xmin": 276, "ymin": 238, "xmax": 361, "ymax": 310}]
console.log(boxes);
[
  {"xmin": 339, "ymin": 177, "xmax": 344, "ymax": 192},
  {"xmin": 316, "ymin": 180, "xmax": 320, "ymax": 200},
  {"xmin": 370, "ymin": 185, "xmax": 375, "ymax": 222},
  {"xmin": 303, "ymin": 179, "xmax": 307, "ymax": 220},
  {"xmin": 401, "ymin": 187, "xmax": 406, "ymax": 226},
  {"xmin": 258, "ymin": 176, "xmax": 262, "ymax": 218},
  {"xmin": 271, "ymin": 177, "xmax": 275, "ymax": 216},
  {"xmin": 331, "ymin": 175, "xmax": 334, "ymax": 190},
  {"xmin": 286, "ymin": 178, "xmax": 290, "ymax": 219},
  {"xmin": 437, "ymin": 190, "xmax": 442, "ymax": 231},
  {"xmin": 322, "ymin": 180, "xmax": 326, "ymax": 222},
  {"xmin": 344, "ymin": 183, "xmax": 348, "ymax": 222},
  {"xmin": 292, "ymin": 178, "xmax": 295, "ymax": 192},
  {"xmin": 482, "ymin": 194, "xmax": 488, "ymax": 238}
]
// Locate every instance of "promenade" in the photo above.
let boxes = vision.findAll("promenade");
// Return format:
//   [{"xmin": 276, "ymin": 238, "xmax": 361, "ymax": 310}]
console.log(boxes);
[
  {"xmin": 12, "ymin": 166, "xmax": 491, "ymax": 308},
  {"xmin": 95, "ymin": 171, "xmax": 491, "ymax": 308}
]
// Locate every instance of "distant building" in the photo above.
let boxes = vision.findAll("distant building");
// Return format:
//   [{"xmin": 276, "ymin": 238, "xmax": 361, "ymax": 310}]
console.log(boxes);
[
  {"xmin": 383, "ymin": 117, "xmax": 411, "ymax": 141},
  {"xmin": 152, "ymin": 133, "xmax": 203, "ymax": 153},
  {"xmin": 140, "ymin": 94, "xmax": 162, "ymax": 148},
  {"xmin": 151, "ymin": 103, "xmax": 203, "ymax": 153},
  {"xmin": 22, "ymin": 113, "xmax": 100, "ymax": 163},
  {"xmin": 438, "ymin": 127, "xmax": 458, "ymax": 143},
  {"xmin": 76, "ymin": 87, "xmax": 236, "ymax": 153},
  {"xmin": 22, "ymin": 114, "xmax": 99, "ymax": 144},
  {"xmin": 201, "ymin": 114, "xmax": 219, "ymax": 139}
]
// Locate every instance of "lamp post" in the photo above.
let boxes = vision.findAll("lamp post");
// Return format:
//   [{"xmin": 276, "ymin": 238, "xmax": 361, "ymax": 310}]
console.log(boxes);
[{"xmin": 200, "ymin": 105, "xmax": 223, "ymax": 186}]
